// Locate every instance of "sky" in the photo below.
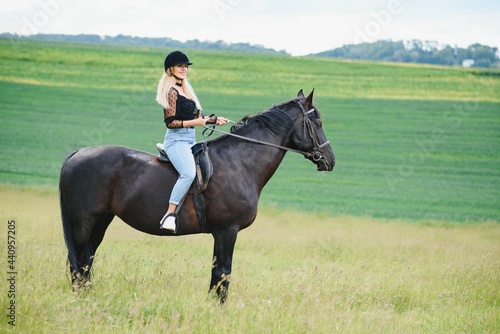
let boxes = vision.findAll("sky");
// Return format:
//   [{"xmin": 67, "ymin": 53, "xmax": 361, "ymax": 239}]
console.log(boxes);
[{"xmin": 1, "ymin": 0, "xmax": 499, "ymax": 56}]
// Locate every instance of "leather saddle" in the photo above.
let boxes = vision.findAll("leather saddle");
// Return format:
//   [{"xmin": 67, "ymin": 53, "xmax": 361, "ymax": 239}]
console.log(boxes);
[{"xmin": 156, "ymin": 141, "xmax": 213, "ymax": 193}]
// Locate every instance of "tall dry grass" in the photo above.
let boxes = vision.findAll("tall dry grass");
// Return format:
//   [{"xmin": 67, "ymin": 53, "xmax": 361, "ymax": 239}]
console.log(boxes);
[{"xmin": 0, "ymin": 185, "xmax": 498, "ymax": 333}]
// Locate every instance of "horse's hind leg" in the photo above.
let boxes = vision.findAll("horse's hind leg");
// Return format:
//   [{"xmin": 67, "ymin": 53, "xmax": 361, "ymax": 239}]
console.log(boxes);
[
  {"xmin": 89, "ymin": 213, "xmax": 114, "ymax": 255},
  {"xmin": 71, "ymin": 222, "xmax": 93, "ymax": 288},
  {"xmin": 72, "ymin": 213, "xmax": 114, "ymax": 288}
]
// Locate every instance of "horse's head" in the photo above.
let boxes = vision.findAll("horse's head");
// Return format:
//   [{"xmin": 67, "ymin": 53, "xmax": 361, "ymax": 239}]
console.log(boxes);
[
  {"xmin": 228, "ymin": 90, "xmax": 335, "ymax": 171},
  {"xmin": 290, "ymin": 89, "xmax": 335, "ymax": 171}
]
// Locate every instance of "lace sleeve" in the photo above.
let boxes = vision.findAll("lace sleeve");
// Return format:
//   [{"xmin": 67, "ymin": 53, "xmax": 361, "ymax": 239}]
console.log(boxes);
[{"xmin": 163, "ymin": 87, "xmax": 183, "ymax": 128}]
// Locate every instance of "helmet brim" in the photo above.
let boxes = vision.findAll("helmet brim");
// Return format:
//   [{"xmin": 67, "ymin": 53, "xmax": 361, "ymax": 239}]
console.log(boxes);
[{"xmin": 171, "ymin": 61, "xmax": 193, "ymax": 67}]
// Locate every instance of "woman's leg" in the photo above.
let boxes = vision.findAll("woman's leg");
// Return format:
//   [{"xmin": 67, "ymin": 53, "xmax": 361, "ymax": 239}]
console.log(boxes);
[
  {"xmin": 160, "ymin": 129, "xmax": 196, "ymax": 231},
  {"xmin": 166, "ymin": 141, "xmax": 196, "ymax": 208}
]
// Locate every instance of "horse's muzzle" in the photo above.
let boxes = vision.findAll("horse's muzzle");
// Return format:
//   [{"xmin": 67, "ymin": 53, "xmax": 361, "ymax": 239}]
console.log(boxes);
[{"xmin": 312, "ymin": 153, "xmax": 335, "ymax": 171}]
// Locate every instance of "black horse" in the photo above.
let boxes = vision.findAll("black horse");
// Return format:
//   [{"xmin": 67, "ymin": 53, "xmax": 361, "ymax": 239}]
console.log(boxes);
[{"xmin": 59, "ymin": 90, "xmax": 335, "ymax": 302}]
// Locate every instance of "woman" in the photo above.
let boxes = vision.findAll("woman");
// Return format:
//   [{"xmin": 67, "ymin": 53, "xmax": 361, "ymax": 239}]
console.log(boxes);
[{"xmin": 156, "ymin": 50, "xmax": 227, "ymax": 232}]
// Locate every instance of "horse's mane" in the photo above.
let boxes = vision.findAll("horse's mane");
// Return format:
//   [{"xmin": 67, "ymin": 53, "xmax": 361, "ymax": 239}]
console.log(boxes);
[
  {"xmin": 236, "ymin": 99, "xmax": 300, "ymax": 134},
  {"xmin": 208, "ymin": 98, "xmax": 305, "ymax": 144}
]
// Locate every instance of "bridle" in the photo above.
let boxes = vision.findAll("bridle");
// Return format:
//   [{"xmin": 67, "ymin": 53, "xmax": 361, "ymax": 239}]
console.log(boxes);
[
  {"xmin": 295, "ymin": 100, "xmax": 331, "ymax": 162},
  {"xmin": 202, "ymin": 99, "xmax": 331, "ymax": 164}
]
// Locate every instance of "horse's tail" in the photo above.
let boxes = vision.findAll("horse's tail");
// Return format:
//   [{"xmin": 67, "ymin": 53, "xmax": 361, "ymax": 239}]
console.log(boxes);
[{"xmin": 60, "ymin": 151, "xmax": 80, "ymax": 279}]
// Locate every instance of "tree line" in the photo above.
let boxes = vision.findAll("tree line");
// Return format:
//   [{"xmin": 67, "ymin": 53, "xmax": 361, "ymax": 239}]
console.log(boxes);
[
  {"xmin": 0, "ymin": 33, "xmax": 287, "ymax": 55},
  {"xmin": 313, "ymin": 40, "xmax": 499, "ymax": 68},
  {"xmin": 2, "ymin": 34, "xmax": 498, "ymax": 68}
]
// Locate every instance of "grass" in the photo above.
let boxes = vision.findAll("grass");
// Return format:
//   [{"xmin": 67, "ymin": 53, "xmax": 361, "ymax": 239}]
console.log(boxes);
[
  {"xmin": 0, "ymin": 185, "xmax": 499, "ymax": 333},
  {"xmin": 0, "ymin": 185, "xmax": 500, "ymax": 333},
  {"xmin": 1, "ymin": 38, "xmax": 499, "ymax": 222},
  {"xmin": 2, "ymin": 39, "xmax": 498, "ymax": 101},
  {"xmin": 0, "ymin": 39, "xmax": 499, "ymax": 330}
]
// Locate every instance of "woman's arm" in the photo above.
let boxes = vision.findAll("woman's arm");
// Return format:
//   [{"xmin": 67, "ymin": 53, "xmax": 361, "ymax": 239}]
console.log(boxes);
[{"xmin": 164, "ymin": 88, "xmax": 184, "ymax": 128}]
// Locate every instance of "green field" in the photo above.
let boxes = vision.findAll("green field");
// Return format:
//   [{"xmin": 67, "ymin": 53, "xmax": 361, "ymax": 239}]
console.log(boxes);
[
  {"xmin": 1, "ymin": 38, "xmax": 499, "ymax": 222},
  {"xmin": 0, "ymin": 186, "xmax": 499, "ymax": 333},
  {"xmin": 0, "ymin": 38, "xmax": 499, "ymax": 333}
]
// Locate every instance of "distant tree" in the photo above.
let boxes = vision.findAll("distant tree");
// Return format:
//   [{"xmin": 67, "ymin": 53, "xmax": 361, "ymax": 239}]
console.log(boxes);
[
  {"xmin": 468, "ymin": 44, "xmax": 498, "ymax": 68},
  {"xmin": 312, "ymin": 39, "xmax": 499, "ymax": 68},
  {"xmin": 0, "ymin": 33, "xmax": 287, "ymax": 55}
]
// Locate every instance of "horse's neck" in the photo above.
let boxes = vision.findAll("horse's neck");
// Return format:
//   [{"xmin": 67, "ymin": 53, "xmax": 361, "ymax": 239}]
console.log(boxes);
[
  {"xmin": 247, "ymin": 144, "xmax": 287, "ymax": 186},
  {"xmin": 212, "ymin": 132, "xmax": 289, "ymax": 188}
]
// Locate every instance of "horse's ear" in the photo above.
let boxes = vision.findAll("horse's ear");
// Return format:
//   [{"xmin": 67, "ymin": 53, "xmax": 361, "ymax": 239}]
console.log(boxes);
[
  {"xmin": 297, "ymin": 89, "xmax": 305, "ymax": 98},
  {"xmin": 305, "ymin": 88, "xmax": 315, "ymax": 108}
]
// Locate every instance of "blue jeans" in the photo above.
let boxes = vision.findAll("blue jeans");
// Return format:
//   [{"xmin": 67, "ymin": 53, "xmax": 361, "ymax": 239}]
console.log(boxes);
[{"xmin": 163, "ymin": 128, "xmax": 196, "ymax": 205}]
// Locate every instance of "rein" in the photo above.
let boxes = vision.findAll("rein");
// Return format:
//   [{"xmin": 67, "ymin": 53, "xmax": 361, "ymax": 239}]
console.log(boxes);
[{"xmin": 202, "ymin": 101, "xmax": 330, "ymax": 162}]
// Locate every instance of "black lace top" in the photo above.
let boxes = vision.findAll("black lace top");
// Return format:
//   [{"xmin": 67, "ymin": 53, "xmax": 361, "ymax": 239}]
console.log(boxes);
[{"xmin": 163, "ymin": 87, "xmax": 198, "ymax": 128}]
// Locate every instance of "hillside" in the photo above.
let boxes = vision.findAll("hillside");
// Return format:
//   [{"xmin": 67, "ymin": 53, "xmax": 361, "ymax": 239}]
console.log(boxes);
[
  {"xmin": 0, "ymin": 38, "xmax": 499, "ymax": 222},
  {"xmin": 4, "ymin": 34, "xmax": 498, "ymax": 68},
  {"xmin": 0, "ymin": 33, "xmax": 288, "ymax": 55},
  {"xmin": 313, "ymin": 40, "xmax": 500, "ymax": 68}
]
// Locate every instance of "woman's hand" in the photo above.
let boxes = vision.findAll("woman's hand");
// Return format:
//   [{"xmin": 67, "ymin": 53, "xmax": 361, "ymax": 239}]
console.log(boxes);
[
  {"xmin": 187, "ymin": 115, "xmax": 228, "ymax": 127},
  {"xmin": 183, "ymin": 116, "xmax": 210, "ymax": 127},
  {"xmin": 195, "ymin": 116, "xmax": 211, "ymax": 126},
  {"xmin": 215, "ymin": 116, "xmax": 229, "ymax": 126}
]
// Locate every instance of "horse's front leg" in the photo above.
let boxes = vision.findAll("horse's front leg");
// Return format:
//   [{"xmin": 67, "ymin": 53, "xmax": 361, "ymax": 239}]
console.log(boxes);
[{"xmin": 209, "ymin": 226, "xmax": 238, "ymax": 303}]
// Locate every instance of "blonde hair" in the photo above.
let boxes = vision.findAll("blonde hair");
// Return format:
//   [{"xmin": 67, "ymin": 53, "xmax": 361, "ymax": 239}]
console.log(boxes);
[{"xmin": 155, "ymin": 68, "xmax": 202, "ymax": 110}]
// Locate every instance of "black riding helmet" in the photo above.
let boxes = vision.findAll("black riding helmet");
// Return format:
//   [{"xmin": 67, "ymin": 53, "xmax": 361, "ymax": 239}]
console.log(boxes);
[{"xmin": 164, "ymin": 51, "xmax": 193, "ymax": 71}]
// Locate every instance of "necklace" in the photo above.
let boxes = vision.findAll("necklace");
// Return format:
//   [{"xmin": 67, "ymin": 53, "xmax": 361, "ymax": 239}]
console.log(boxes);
[{"xmin": 175, "ymin": 82, "xmax": 182, "ymax": 87}]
